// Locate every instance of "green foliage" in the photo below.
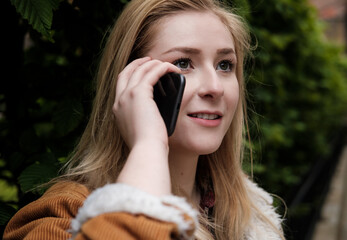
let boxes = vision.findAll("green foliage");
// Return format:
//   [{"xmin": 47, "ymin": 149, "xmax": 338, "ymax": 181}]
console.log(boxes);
[
  {"xmin": 245, "ymin": 0, "xmax": 347, "ymax": 191},
  {"xmin": 0, "ymin": 203, "xmax": 17, "ymax": 226},
  {"xmin": 10, "ymin": 0, "xmax": 60, "ymax": 42},
  {"xmin": 1, "ymin": 0, "xmax": 127, "ymax": 230},
  {"xmin": 243, "ymin": 0, "xmax": 347, "ymax": 237},
  {"xmin": 18, "ymin": 153, "xmax": 58, "ymax": 194}
]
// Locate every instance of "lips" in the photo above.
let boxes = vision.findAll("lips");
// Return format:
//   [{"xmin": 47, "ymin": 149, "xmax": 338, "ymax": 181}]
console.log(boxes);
[
  {"xmin": 187, "ymin": 111, "xmax": 223, "ymax": 127},
  {"xmin": 188, "ymin": 113, "xmax": 221, "ymax": 120}
]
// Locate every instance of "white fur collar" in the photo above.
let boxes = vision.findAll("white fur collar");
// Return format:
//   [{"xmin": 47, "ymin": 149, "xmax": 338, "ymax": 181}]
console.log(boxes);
[{"xmin": 243, "ymin": 178, "xmax": 284, "ymax": 240}]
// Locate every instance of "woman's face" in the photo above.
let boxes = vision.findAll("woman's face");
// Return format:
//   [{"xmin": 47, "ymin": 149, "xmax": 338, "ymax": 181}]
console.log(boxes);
[{"xmin": 147, "ymin": 11, "xmax": 239, "ymax": 156}]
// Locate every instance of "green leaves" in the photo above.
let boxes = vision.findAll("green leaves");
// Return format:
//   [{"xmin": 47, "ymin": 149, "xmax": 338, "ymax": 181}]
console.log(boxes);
[
  {"xmin": 245, "ymin": 3, "xmax": 347, "ymax": 232},
  {"xmin": 18, "ymin": 153, "xmax": 58, "ymax": 194},
  {"xmin": 0, "ymin": 203, "xmax": 17, "ymax": 226},
  {"xmin": 10, "ymin": 0, "xmax": 60, "ymax": 41},
  {"xmin": 1, "ymin": 0, "xmax": 129, "ymax": 231},
  {"xmin": 53, "ymin": 99, "xmax": 84, "ymax": 137}
]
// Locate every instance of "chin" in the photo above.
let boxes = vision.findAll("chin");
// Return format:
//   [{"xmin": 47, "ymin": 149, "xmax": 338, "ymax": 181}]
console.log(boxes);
[
  {"xmin": 195, "ymin": 141, "xmax": 223, "ymax": 155},
  {"xmin": 169, "ymin": 135, "xmax": 224, "ymax": 156}
]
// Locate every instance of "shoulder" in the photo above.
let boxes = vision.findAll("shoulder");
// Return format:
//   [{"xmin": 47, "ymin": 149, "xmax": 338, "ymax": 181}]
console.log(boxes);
[
  {"xmin": 3, "ymin": 181, "xmax": 90, "ymax": 239},
  {"xmin": 13, "ymin": 181, "xmax": 89, "ymax": 219},
  {"xmin": 32, "ymin": 181, "xmax": 90, "ymax": 213},
  {"xmin": 244, "ymin": 177, "xmax": 277, "ymax": 216},
  {"xmin": 43, "ymin": 181, "xmax": 90, "ymax": 200},
  {"xmin": 243, "ymin": 177, "xmax": 284, "ymax": 240}
]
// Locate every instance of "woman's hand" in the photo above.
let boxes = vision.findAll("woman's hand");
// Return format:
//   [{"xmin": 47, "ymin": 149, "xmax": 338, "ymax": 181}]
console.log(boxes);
[
  {"xmin": 113, "ymin": 57, "xmax": 180, "ymax": 149},
  {"xmin": 113, "ymin": 57, "xmax": 181, "ymax": 196}
]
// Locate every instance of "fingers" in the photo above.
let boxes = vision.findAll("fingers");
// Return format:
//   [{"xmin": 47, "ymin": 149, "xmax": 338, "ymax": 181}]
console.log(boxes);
[
  {"xmin": 116, "ymin": 57, "xmax": 151, "ymax": 99},
  {"xmin": 116, "ymin": 57, "xmax": 181, "ymax": 103},
  {"xmin": 128, "ymin": 60, "xmax": 181, "ymax": 89}
]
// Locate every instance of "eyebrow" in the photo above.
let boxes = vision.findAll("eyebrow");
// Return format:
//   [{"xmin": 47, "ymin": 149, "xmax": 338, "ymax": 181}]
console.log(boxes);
[
  {"xmin": 163, "ymin": 47, "xmax": 201, "ymax": 55},
  {"xmin": 217, "ymin": 48, "xmax": 235, "ymax": 55},
  {"xmin": 163, "ymin": 47, "xmax": 235, "ymax": 55}
]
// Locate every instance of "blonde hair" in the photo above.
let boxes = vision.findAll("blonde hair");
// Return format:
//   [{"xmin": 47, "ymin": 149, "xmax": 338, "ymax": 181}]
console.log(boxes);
[{"xmin": 57, "ymin": 0, "xmax": 282, "ymax": 239}]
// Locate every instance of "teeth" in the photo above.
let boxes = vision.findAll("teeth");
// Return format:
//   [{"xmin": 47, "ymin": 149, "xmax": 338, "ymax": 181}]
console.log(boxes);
[{"xmin": 191, "ymin": 113, "xmax": 219, "ymax": 120}]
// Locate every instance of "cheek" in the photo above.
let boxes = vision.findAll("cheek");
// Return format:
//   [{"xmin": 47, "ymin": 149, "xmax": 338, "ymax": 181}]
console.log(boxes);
[
  {"xmin": 225, "ymin": 81, "xmax": 240, "ymax": 110},
  {"xmin": 223, "ymin": 83, "xmax": 240, "ymax": 129},
  {"xmin": 179, "ymin": 80, "xmax": 195, "ymax": 109}
]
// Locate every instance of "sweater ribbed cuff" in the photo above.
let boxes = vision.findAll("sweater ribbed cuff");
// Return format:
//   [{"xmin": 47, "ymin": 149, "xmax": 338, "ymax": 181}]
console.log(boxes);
[{"xmin": 69, "ymin": 183, "xmax": 198, "ymax": 239}]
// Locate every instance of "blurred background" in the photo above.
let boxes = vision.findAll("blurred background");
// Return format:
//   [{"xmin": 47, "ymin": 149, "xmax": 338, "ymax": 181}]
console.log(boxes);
[{"xmin": 1, "ymin": 0, "xmax": 347, "ymax": 239}]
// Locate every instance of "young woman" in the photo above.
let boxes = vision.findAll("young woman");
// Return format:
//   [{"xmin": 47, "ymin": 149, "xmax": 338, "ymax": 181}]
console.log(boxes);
[{"xmin": 4, "ymin": 0, "xmax": 285, "ymax": 239}]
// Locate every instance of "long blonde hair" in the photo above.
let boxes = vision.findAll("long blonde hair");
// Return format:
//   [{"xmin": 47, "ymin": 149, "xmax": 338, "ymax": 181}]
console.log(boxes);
[{"xmin": 57, "ymin": 0, "xmax": 273, "ymax": 239}]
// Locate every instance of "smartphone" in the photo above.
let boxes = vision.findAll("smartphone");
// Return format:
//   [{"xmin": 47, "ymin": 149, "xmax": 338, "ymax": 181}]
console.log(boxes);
[{"xmin": 153, "ymin": 72, "xmax": 186, "ymax": 136}]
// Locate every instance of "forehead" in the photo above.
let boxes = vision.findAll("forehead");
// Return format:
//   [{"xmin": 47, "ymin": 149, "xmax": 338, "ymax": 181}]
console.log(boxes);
[{"xmin": 150, "ymin": 11, "xmax": 235, "ymax": 52}]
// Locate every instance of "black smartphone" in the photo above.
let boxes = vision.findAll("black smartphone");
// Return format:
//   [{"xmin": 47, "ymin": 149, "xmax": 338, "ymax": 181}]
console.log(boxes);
[{"xmin": 153, "ymin": 72, "xmax": 186, "ymax": 136}]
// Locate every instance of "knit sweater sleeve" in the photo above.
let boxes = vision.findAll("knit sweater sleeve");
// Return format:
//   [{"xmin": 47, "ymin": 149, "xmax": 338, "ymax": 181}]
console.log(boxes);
[
  {"xmin": 3, "ymin": 181, "xmax": 86, "ymax": 240},
  {"xmin": 3, "ymin": 182, "xmax": 198, "ymax": 240}
]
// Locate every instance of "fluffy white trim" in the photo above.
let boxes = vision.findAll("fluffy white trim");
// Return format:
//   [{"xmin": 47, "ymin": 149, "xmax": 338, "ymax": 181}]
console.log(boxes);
[
  {"xmin": 244, "ymin": 178, "xmax": 284, "ymax": 240},
  {"xmin": 69, "ymin": 183, "xmax": 198, "ymax": 239}
]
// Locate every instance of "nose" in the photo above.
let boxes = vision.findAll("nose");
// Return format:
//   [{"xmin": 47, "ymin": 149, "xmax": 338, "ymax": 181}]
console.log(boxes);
[{"xmin": 198, "ymin": 68, "xmax": 224, "ymax": 100}]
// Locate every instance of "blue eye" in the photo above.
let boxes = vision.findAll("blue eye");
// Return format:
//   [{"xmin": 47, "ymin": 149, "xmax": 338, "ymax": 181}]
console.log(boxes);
[
  {"xmin": 217, "ymin": 60, "xmax": 233, "ymax": 71},
  {"xmin": 173, "ymin": 58, "xmax": 192, "ymax": 70}
]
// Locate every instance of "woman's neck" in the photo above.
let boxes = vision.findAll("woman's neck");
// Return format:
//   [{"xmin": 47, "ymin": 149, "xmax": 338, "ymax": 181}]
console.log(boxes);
[{"xmin": 168, "ymin": 150, "xmax": 200, "ymax": 204}]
